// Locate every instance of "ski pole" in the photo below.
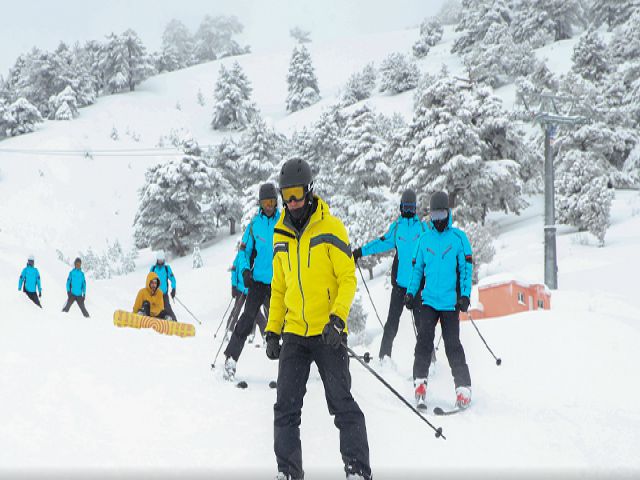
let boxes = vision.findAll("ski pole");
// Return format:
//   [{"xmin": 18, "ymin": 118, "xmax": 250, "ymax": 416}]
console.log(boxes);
[
  {"xmin": 466, "ymin": 312, "xmax": 502, "ymax": 366},
  {"xmin": 346, "ymin": 345, "xmax": 445, "ymax": 440},
  {"xmin": 174, "ymin": 296, "xmax": 203, "ymax": 325},
  {"xmin": 213, "ymin": 296, "xmax": 235, "ymax": 339},
  {"xmin": 409, "ymin": 308, "xmax": 418, "ymax": 339},
  {"xmin": 348, "ymin": 351, "xmax": 372, "ymax": 364},
  {"xmin": 435, "ymin": 332, "xmax": 442, "ymax": 351},
  {"xmin": 355, "ymin": 263, "xmax": 385, "ymax": 329}
]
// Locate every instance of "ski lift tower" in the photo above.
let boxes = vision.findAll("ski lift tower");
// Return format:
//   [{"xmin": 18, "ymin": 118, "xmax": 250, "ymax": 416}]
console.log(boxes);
[{"xmin": 514, "ymin": 92, "xmax": 590, "ymax": 290}]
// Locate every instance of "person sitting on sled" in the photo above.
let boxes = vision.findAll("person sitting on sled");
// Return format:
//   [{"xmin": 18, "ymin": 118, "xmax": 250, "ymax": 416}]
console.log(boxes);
[{"xmin": 132, "ymin": 271, "xmax": 171, "ymax": 319}]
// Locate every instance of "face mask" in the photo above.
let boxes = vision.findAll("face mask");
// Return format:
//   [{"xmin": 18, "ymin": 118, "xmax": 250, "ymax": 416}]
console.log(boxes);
[
  {"xmin": 401, "ymin": 210, "xmax": 416, "ymax": 219},
  {"xmin": 433, "ymin": 217, "xmax": 448, "ymax": 232},
  {"xmin": 289, "ymin": 200, "xmax": 310, "ymax": 221}
]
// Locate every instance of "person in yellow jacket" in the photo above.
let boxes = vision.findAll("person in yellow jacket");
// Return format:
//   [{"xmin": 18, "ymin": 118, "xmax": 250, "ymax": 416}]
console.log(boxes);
[
  {"xmin": 265, "ymin": 158, "xmax": 371, "ymax": 480},
  {"xmin": 133, "ymin": 271, "xmax": 169, "ymax": 319}
]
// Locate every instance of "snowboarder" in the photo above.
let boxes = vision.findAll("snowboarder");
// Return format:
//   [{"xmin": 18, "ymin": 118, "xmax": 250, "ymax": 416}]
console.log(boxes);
[
  {"xmin": 227, "ymin": 244, "xmax": 267, "ymax": 339},
  {"xmin": 265, "ymin": 158, "xmax": 371, "ymax": 480},
  {"xmin": 62, "ymin": 257, "xmax": 90, "ymax": 317},
  {"xmin": 405, "ymin": 191, "xmax": 473, "ymax": 410},
  {"xmin": 133, "ymin": 271, "xmax": 170, "ymax": 319},
  {"xmin": 150, "ymin": 251, "xmax": 177, "ymax": 321},
  {"xmin": 18, "ymin": 254, "xmax": 42, "ymax": 308},
  {"xmin": 223, "ymin": 183, "xmax": 280, "ymax": 380},
  {"xmin": 352, "ymin": 189, "xmax": 427, "ymax": 361}
]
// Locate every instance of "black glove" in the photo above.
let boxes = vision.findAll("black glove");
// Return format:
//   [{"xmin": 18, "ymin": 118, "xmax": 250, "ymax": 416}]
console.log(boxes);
[
  {"xmin": 231, "ymin": 286, "xmax": 239, "ymax": 298},
  {"xmin": 242, "ymin": 269, "xmax": 254, "ymax": 288},
  {"xmin": 403, "ymin": 293, "xmax": 414, "ymax": 310},
  {"xmin": 39, "ymin": 291, "xmax": 42, "ymax": 298},
  {"xmin": 265, "ymin": 332, "xmax": 281, "ymax": 360},
  {"xmin": 171, "ymin": 288, "xmax": 176, "ymax": 299},
  {"xmin": 457, "ymin": 296, "xmax": 470, "ymax": 312},
  {"xmin": 322, "ymin": 314, "xmax": 345, "ymax": 349},
  {"xmin": 352, "ymin": 247, "xmax": 363, "ymax": 262}
]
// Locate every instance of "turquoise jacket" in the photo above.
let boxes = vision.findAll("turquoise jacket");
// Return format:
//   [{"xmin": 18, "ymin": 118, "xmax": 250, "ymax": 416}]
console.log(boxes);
[
  {"xmin": 150, "ymin": 263, "xmax": 176, "ymax": 294},
  {"xmin": 66, "ymin": 268, "xmax": 87, "ymax": 296},
  {"xmin": 237, "ymin": 208, "xmax": 281, "ymax": 285},
  {"xmin": 407, "ymin": 212, "xmax": 473, "ymax": 311},
  {"xmin": 19, "ymin": 264, "xmax": 42, "ymax": 294}
]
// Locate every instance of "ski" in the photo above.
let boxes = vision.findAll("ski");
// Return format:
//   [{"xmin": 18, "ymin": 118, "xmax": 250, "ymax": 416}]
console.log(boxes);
[
  {"xmin": 433, "ymin": 406, "xmax": 464, "ymax": 416},
  {"xmin": 234, "ymin": 380, "xmax": 277, "ymax": 389}
]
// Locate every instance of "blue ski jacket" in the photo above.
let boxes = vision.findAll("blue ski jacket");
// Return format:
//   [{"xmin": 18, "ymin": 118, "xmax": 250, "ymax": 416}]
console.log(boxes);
[
  {"xmin": 66, "ymin": 268, "xmax": 87, "ymax": 297},
  {"xmin": 18, "ymin": 264, "xmax": 42, "ymax": 294},
  {"xmin": 237, "ymin": 208, "xmax": 281, "ymax": 285},
  {"xmin": 231, "ymin": 251, "xmax": 248, "ymax": 295},
  {"xmin": 361, "ymin": 216, "xmax": 427, "ymax": 289},
  {"xmin": 150, "ymin": 263, "xmax": 176, "ymax": 294},
  {"xmin": 407, "ymin": 212, "xmax": 473, "ymax": 311}
]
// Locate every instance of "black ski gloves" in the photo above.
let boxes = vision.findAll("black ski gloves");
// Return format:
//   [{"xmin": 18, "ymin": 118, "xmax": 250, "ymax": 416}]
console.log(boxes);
[
  {"xmin": 265, "ymin": 332, "xmax": 281, "ymax": 360},
  {"xmin": 322, "ymin": 314, "xmax": 346, "ymax": 349},
  {"xmin": 403, "ymin": 293, "xmax": 414, "ymax": 309},
  {"xmin": 352, "ymin": 247, "xmax": 363, "ymax": 262},
  {"xmin": 39, "ymin": 291, "xmax": 42, "ymax": 298},
  {"xmin": 231, "ymin": 286, "xmax": 240, "ymax": 298},
  {"xmin": 242, "ymin": 269, "xmax": 253, "ymax": 288},
  {"xmin": 457, "ymin": 296, "xmax": 470, "ymax": 312},
  {"xmin": 171, "ymin": 288, "xmax": 176, "ymax": 299}
]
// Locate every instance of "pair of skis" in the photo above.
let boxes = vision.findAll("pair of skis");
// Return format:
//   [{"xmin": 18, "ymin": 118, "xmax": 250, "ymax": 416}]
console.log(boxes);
[{"xmin": 417, "ymin": 400, "xmax": 466, "ymax": 416}]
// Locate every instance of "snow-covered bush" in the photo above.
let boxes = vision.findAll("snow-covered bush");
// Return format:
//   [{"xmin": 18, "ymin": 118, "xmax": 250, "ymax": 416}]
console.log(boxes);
[
  {"xmin": 437, "ymin": 0, "xmax": 463, "ymax": 25},
  {"xmin": 591, "ymin": 0, "xmax": 640, "ymax": 31},
  {"xmin": 347, "ymin": 293, "xmax": 368, "ymax": 346},
  {"xmin": 571, "ymin": 30, "xmax": 611, "ymax": 83},
  {"xmin": 193, "ymin": 15, "xmax": 248, "ymax": 63},
  {"xmin": 463, "ymin": 221, "xmax": 496, "ymax": 284},
  {"xmin": 452, "ymin": 0, "xmax": 513, "ymax": 54},
  {"xmin": 379, "ymin": 53, "xmax": 419, "ymax": 94},
  {"xmin": 2, "ymin": 97, "xmax": 43, "ymax": 136},
  {"xmin": 73, "ymin": 240, "xmax": 138, "ymax": 280},
  {"xmin": 511, "ymin": 0, "xmax": 585, "ymax": 48},
  {"xmin": 286, "ymin": 45, "xmax": 320, "ymax": 112},
  {"xmin": 413, "ymin": 18, "xmax": 444, "ymax": 58},
  {"xmin": 192, "ymin": 245, "xmax": 204, "ymax": 269},
  {"xmin": 211, "ymin": 62, "xmax": 256, "ymax": 130},
  {"xmin": 48, "ymin": 86, "xmax": 78, "ymax": 120},
  {"xmin": 340, "ymin": 63, "xmax": 377, "ymax": 106},
  {"xmin": 556, "ymin": 149, "xmax": 614, "ymax": 246},
  {"xmin": 196, "ymin": 89, "xmax": 205, "ymax": 106},
  {"xmin": 609, "ymin": 10, "xmax": 640, "ymax": 63}
]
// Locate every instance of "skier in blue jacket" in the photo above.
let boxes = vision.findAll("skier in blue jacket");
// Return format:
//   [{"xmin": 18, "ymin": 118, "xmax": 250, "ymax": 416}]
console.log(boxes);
[
  {"xmin": 18, "ymin": 254, "xmax": 42, "ymax": 307},
  {"xmin": 226, "ymin": 245, "xmax": 267, "ymax": 339},
  {"xmin": 223, "ymin": 183, "xmax": 280, "ymax": 380},
  {"xmin": 62, "ymin": 257, "xmax": 90, "ymax": 317},
  {"xmin": 405, "ymin": 191, "xmax": 473, "ymax": 410},
  {"xmin": 352, "ymin": 189, "xmax": 427, "ymax": 361},
  {"xmin": 150, "ymin": 251, "xmax": 177, "ymax": 321}
]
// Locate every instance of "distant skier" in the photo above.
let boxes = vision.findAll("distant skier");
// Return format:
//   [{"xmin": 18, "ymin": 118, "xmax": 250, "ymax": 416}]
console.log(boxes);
[
  {"xmin": 405, "ymin": 191, "xmax": 473, "ymax": 410},
  {"xmin": 265, "ymin": 158, "xmax": 371, "ymax": 480},
  {"xmin": 133, "ymin": 271, "xmax": 170, "ymax": 319},
  {"xmin": 18, "ymin": 254, "xmax": 42, "ymax": 308},
  {"xmin": 62, "ymin": 257, "xmax": 90, "ymax": 317},
  {"xmin": 352, "ymin": 189, "xmax": 427, "ymax": 361},
  {"xmin": 223, "ymin": 183, "xmax": 280, "ymax": 380},
  {"xmin": 150, "ymin": 251, "xmax": 177, "ymax": 321},
  {"xmin": 227, "ymin": 245, "xmax": 266, "ymax": 340}
]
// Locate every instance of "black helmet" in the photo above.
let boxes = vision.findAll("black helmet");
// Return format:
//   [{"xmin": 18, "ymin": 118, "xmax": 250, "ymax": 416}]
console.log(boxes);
[
  {"xmin": 259, "ymin": 183, "xmax": 277, "ymax": 201},
  {"xmin": 279, "ymin": 158, "xmax": 313, "ymax": 189},
  {"xmin": 400, "ymin": 189, "xmax": 417, "ymax": 206},
  {"xmin": 429, "ymin": 191, "xmax": 449, "ymax": 211},
  {"xmin": 74, "ymin": 257, "xmax": 82, "ymax": 265}
]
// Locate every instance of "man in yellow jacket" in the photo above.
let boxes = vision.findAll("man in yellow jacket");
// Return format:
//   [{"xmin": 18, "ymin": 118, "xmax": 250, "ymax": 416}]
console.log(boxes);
[
  {"xmin": 265, "ymin": 158, "xmax": 371, "ymax": 480},
  {"xmin": 133, "ymin": 271, "xmax": 169, "ymax": 319}
]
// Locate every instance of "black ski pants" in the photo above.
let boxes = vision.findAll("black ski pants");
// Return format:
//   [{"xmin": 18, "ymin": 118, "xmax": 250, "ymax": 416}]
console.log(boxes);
[
  {"xmin": 274, "ymin": 334, "xmax": 371, "ymax": 480},
  {"xmin": 24, "ymin": 291, "xmax": 42, "ymax": 308},
  {"xmin": 162, "ymin": 293, "xmax": 177, "ymax": 321},
  {"xmin": 224, "ymin": 281, "xmax": 270, "ymax": 361},
  {"xmin": 413, "ymin": 304, "xmax": 471, "ymax": 387},
  {"xmin": 379, "ymin": 285, "xmax": 422, "ymax": 359},
  {"xmin": 226, "ymin": 294, "xmax": 267, "ymax": 336},
  {"xmin": 138, "ymin": 301, "xmax": 168, "ymax": 319},
  {"xmin": 62, "ymin": 293, "xmax": 90, "ymax": 317}
]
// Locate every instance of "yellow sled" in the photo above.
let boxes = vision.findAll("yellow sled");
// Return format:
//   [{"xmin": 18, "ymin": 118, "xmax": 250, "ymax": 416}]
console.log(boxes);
[{"xmin": 113, "ymin": 310, "xmax": 196, "ymax": 338}]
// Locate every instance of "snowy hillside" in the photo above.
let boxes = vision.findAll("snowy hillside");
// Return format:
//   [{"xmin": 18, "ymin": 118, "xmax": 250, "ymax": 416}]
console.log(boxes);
[{"xmin": 2, "ymin": 13, "xmax": 640, "ymax": 479}]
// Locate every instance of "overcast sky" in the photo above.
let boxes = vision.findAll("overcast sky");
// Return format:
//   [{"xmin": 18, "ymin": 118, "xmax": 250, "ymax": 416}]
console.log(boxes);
[{"xmin": 0, "ymin": 0, "xmax": 446, "ymax": 75}]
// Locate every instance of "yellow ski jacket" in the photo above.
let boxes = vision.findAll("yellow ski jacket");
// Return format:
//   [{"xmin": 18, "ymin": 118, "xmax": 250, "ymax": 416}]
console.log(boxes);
[
  {"xmin": 133, "ymin": 271, "xmax": 165, "ymax": 317},
  {"xmin": 266, "ymin": 196, "xmax": 357, "ymax": 337}
]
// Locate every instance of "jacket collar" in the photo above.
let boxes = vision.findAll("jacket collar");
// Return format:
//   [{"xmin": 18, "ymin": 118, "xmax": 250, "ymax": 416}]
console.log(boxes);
[{"xmin": 281, "ymin": 195, "xmax": 328, "ymax": 236}]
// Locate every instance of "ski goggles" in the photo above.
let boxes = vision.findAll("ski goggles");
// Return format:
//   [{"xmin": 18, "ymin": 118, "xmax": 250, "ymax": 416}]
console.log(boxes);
[
  {"xmin": 430, "ymin": 209, "xmax": 448, "ymax": 221},
  {"xmin": 280, "ymin": 185, "xmax": 307, "ymax": 203},
  {"xmin": 260, "ymin": 198, "xmax": 277, "ymax": 209},
  {"xmin": 400, "ymin": 202, "xmax": 417, "ymax": 212}
]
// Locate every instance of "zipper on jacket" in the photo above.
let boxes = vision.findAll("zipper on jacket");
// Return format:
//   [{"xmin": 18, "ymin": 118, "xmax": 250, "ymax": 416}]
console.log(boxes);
[{"xmin": 296, "ymin": 234, "xmax": 309, "ymax": 336}]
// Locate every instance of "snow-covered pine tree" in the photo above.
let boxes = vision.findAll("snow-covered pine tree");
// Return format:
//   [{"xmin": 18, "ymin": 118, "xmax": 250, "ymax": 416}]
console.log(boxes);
[
  {"xmin": 290, "ymin": 26, "xmax": 312, "ymax": 43},
  {"xmin": 452, "ymin": 0, "xmax": 512, "ymax": 54},
  {"xmin": 346, "ymin": 292, "xmax": 368, "ymax": 346},
  {"xmin": 193, "ymin": 15, "xmax": 248, "ymax": 63},
  {"xmin": 464, "ymin": 23, "xmax": 535, "ymax": 88},
  {"xmin": 121, "ymin": 29, "xmax": 154, "ymax": 91},
  {"xmin": 464, "ymin": 221, "xmax": 496, "ymax": 284},
  {"xmin": 511, "ymin": 0, "xmax": 586, "ymax": 48},
  {"xmin": 609, "ymin": 9, "xmax": 640, "ymax": 63},
  {"xmin": 160, "ymin": 19, "xmax": 194, "ymax": 72},
  {"xmin": 571, "ymin": 30, "xmax": 611, "ymax": 83},
  {"xmin": 209, "ymin": 137, "xmax": 243, "ymax": 233},
  {"xmin": 238, "ymin": 115, "xmax": 284, "ymax": 187},
  {"xmin": 2, "ymin": 97, "xmax": 43, "ymax": 136},
  {"xmin": 133, "ymin": 138, "xmax": 218, "ymax": 257},
  {"xmin": 196, "ymin": 89, "xmax": 205, "ymax": 106},
  {"xmin": 590, "ymin": 0, "xmax": 640, "ymax": 30},
  {"xmin": 192, "ymin": 244, "xmax": 204, "ymax": 269},
  {"xmin": 100, "ymin": 33, "xmax": 129, "ymax": 93},
  {"xmin": 211, "ymin": 62, "xmax": 256, "ymax": 130},
  {"xmin": 556, "ymin": 149, "xmax": 614, "ymax": 246},
  {"xmin": 48, "ymin": 85, "xmax": 78, "ymax": 120},
  {"xmin": 340, "ymin": 63, "xmax": 377, "ymax": 106},
  {"xmin": 379, "ymin": 53, "xmax": 420, "ymax": 94},
  {"xmin": 437, "ymin": 0, "xmax": 463, "ymax": 25},
  {"xmin": 286, "ymin": 45, "xmax": 320, "ymax": 112},
  {"xmin": 413, "ymin": 18, "xmax": 444, "ymax": 58}
]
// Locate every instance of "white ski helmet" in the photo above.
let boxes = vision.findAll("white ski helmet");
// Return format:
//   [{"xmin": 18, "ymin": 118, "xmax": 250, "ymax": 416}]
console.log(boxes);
[
  {"xmin": 156, "ymin": 250, "xmax": 166, "ymax": 262},
  {"xmin": 28, "ymin": 254, "xmax": 35, "ymax": 261}
]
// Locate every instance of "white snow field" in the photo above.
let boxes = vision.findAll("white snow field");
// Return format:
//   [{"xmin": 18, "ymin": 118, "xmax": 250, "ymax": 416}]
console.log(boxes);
[{"xmin": 1, "ymin": 25, "xmax": 639, "ymax": 480}]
